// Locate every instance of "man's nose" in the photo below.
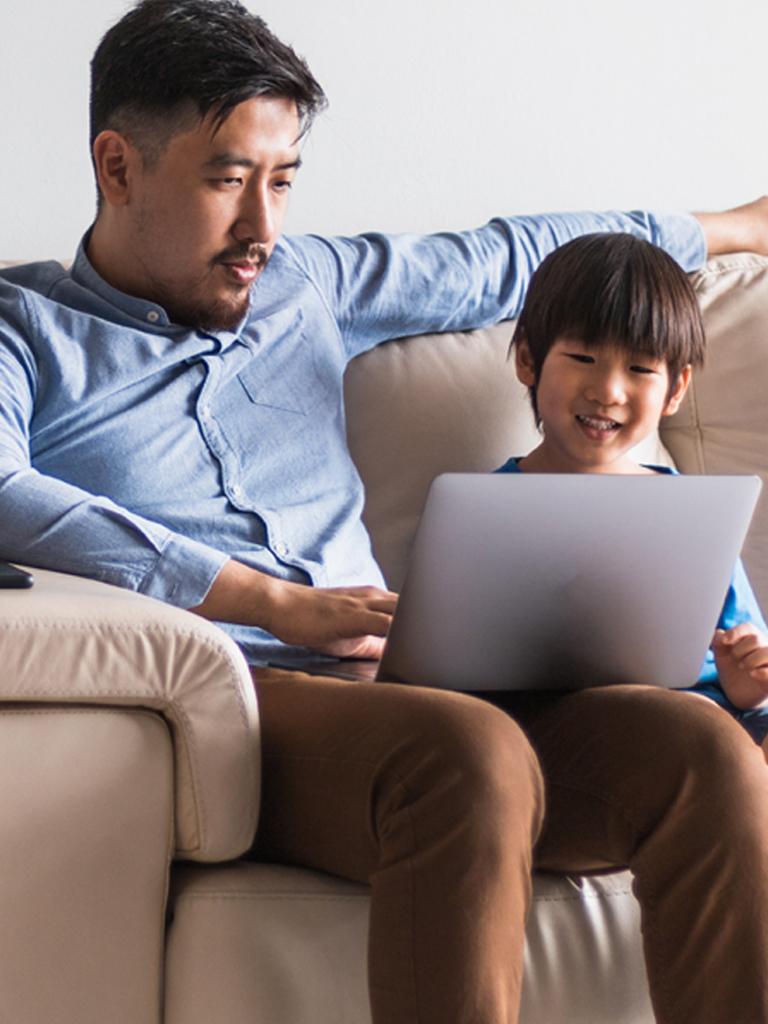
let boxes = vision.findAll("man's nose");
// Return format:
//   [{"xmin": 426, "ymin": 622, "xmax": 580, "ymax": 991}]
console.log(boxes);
[{"xmin": 232, "ymin": 189, "xmax": 273, "ymax": 245}]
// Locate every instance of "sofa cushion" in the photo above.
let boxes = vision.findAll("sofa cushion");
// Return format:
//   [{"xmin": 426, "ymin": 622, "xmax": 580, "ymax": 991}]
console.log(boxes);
[{"xmin": 165, "ymin": 862, "xmax": 653, "ymax": 1024}]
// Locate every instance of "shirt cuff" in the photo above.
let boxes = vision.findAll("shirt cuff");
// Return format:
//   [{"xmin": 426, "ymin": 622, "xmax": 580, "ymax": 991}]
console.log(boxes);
[
  {"xmin": 650, "ymin": 211, "xmax": 708, "ymax": 273},
  {"xmin": 138, "ymin": 535, "xmax": 230, "ymax": 610}
]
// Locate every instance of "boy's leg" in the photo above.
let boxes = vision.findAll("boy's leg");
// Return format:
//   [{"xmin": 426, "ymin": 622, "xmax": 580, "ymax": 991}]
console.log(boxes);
[
  {"xmin": 512, "ymin": 684, "xmax": 768, "ymax": 1024},
  {"xmin": 249, "ymin": 667, "xmax": 545, "ymax": 1024}
]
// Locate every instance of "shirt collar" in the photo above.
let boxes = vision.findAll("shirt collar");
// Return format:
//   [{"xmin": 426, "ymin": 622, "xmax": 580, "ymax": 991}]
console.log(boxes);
[{"xmin": 70, "ymin": 231, "xmax": 248, "ymax": 348}]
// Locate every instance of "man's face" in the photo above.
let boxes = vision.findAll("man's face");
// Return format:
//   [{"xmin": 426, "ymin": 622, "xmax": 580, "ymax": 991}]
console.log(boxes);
[{"xmin": 120, "ymin": 96, "xmax": 300, "ymax": 331}]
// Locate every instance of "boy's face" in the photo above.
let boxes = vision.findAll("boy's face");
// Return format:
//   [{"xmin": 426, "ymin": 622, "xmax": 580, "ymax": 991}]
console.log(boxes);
[{"xmin": 515, "ymin": 336, "xmax": 691, "ymax": 474}]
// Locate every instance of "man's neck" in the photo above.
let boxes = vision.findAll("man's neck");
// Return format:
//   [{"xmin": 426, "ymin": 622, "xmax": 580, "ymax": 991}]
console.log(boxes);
[{"xmin": 86, "ymin": 217, "xmax": 143, "ymax": 300}]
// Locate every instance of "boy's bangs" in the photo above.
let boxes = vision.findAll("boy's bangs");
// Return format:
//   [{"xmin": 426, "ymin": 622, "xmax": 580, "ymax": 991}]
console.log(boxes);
[
  {"xmin": 524, "ymin": 234, "xmax": 706, "ymax": 374},
  {"xmin": 571, "ymin": 284, "xmax": 683, "ymax": 364}
]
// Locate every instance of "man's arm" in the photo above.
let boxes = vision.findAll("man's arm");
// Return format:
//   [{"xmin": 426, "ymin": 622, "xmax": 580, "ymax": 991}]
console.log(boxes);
[
  {"xmin": 1, "ymin": 457, "xmax": 396, "ymax": 656},
  {"xmin": 283, "ymin": 209, "xmax": 707, "ymax": 360},
  {"xmin": 0, "ymin": 287, "xmax": 395, "ymax": 656},
  {"xmin": 190, "ymin": 558, "xmax": 397, "ymax": 659},
  {"xmin": 694, "ymin": 196, "xmax": 768, "ymax": 257},
  {"xmin": 287, "ymin": 196, "xmax": 768, "ymax": 364}
]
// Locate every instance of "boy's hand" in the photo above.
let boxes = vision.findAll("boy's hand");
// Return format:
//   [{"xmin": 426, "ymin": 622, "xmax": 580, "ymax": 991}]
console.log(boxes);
[{"xmin": 712, "ymin": 623, "xmax": 768, "ymax": 710}]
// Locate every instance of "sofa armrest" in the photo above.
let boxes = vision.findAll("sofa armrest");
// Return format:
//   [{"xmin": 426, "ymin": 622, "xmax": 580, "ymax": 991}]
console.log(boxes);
[{"xmin": 0, "ymin": 567, "xmax": 259, "ymax": 861}]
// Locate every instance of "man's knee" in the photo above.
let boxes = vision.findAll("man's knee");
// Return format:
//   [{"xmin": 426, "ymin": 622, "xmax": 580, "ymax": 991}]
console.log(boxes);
[{"xmin": 385, "ymin": 690, "xmax": 546, "ymax": 845}]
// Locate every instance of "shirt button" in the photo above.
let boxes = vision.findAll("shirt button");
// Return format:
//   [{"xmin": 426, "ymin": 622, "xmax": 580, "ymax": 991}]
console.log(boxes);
[
  {"xmin": 200, "ymin": 405, "xmax": 211, "ymax": 419},
  {"xmin": 274, "ymin": 541, "xmax": 289, "ymax": 557},
  {"xmin": 231, "ymin": 484, "xmax": 244, "ymax": 498},
  {"xmin": 147, "ymin": 310, "xmax": 160, "ymax": 323}
]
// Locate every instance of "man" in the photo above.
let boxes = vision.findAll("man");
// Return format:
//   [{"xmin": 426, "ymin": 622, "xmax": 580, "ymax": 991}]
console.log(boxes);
[{"xmin": 3, "ymin": 1, "xmax": 768, "ymax": 1021}]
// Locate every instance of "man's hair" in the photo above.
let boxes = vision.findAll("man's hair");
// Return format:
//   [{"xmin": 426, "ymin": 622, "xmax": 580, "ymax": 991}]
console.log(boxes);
[
  {"xmin": 90, "ymin": 0, "xmax": 326, "ymax": 171},
  {"xmin": 511, "ymin": 233, "xmax": 706, "ymax": 422}
]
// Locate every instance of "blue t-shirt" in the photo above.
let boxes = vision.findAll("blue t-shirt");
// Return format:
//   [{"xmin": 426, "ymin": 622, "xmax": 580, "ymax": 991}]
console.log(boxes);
[{"xmin": 496, "ymin": 457, "xmax": 768, "ymax": 743}]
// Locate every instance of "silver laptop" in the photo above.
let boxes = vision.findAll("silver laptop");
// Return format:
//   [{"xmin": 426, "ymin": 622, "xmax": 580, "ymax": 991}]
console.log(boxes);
[{"xmin": 376, "ymin": 472, "xmax": 762, "ymax": 691}]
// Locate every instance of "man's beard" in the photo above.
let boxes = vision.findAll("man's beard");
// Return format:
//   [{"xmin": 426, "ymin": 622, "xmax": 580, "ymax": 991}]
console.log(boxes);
[{"xmin": 147, "ymin": 243, "xmax": 269, "ymax": 333}]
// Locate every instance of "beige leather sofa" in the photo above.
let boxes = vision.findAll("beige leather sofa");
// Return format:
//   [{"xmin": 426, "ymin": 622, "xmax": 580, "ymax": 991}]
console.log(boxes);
[{"xmin": 1, "ymin": 251, "xmax": 767, "ymax": 1023}]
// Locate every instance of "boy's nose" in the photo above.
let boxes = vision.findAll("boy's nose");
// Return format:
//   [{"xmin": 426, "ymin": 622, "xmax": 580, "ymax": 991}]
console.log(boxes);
[{"xmin": 587, "ymin": 370, "xmax": 627, "ymax": 405}]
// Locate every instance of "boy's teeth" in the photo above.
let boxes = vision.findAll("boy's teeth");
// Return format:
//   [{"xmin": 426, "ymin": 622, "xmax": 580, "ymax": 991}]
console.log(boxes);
[{"xmin": 578, "ymin": 415, "xmax": 617, "ymax": 430}]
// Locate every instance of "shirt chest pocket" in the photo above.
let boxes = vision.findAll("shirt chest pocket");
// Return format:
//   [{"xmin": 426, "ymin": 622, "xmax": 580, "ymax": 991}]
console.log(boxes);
[{"xmin": 236, "ymin": 330, "xmax": 338, "ymax": 416}]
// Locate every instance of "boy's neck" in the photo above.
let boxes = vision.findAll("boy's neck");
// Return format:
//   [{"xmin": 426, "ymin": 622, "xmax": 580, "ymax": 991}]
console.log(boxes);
[{"xmin": 517, "ymin": 442, "xmax": 655, "ymax": 475}]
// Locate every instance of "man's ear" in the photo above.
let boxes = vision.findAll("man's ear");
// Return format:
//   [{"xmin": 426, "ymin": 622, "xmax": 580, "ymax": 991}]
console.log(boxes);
[
  {"xmin": 662, "ymin": 364, "xmax": 692, "ymax": 417},
  {"xmin": 92, "ymin": 130, "xmax": 139, "ymax": 207},
  {"xmin": 514, "ymin": 331, "xmax": 537, "ymax": 387}
]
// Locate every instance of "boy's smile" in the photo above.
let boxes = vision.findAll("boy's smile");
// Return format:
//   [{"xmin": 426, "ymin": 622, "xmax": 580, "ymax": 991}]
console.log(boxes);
[{"xmin": 516, "ymin": 336, "xmax": 691, "ymax": 474}]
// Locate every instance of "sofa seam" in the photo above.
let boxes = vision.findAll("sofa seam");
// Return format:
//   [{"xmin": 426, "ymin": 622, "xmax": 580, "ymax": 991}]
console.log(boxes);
[
  {"xmin": 175, "ymin": 891, "xmax": 371, "ymax": 903},
  {"xmin": 173, "ymin": 887, "xmax": 634, "ymax": 905}
]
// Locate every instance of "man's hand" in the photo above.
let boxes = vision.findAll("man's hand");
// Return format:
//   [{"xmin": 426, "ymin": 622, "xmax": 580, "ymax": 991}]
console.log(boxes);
[
  {"xmin": 694, "ymin": 196, "xmax": 768, "ymax": 258},
  {"xmin": 190, "ymin": 558, "xmax": 397, "ymax": 659},
  {"xmin": 263, "ymin": 578, "xmax": 397, "ymax": 658},
  {"xmin": 711, "ymin": 623, "xmax": 768, "ymax": 710}
]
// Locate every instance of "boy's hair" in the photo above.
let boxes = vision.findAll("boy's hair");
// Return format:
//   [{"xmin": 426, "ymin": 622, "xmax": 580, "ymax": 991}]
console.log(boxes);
[
  {"xmin": 512, "ymin": 233, "xmax": 706, "ymax": 423},
  {"xmin": 90, "ymin": 0, "xmax": 326, "ymax": 173}
]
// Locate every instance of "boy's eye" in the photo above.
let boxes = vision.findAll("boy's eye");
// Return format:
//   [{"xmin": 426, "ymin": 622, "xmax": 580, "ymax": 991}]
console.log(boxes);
[
  {"xmin": 629, "ymin": 364, "xmax": 658, "ymax": 375},
  {"xmin": 565, "ymin": 353, "xmax": 595, "ymax": 364}
]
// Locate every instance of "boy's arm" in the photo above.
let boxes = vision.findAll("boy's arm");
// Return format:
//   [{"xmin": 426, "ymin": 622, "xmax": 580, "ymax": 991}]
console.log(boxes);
[{"xmin": 712, "ymin": 624, "xmax": 768, "ymax": 710}]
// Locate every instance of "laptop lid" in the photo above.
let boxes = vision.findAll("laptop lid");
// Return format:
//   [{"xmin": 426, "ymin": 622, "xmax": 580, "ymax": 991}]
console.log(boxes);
[{"xmin": 376, "ymin": 472, "xmax": 762, "ymax": 691}]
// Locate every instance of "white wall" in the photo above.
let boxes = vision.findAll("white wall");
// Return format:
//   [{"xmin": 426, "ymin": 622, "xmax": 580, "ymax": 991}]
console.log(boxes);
[{"xmin": 2, "ymin": 0, "xmax": 767, "ymax": 259}]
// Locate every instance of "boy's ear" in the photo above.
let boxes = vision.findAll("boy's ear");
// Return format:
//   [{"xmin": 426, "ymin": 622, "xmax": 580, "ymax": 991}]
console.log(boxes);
[
  {"xmin": 515, "ymin": 332, "xmax": 537, "ymax": 387},
  {"xmin": 662, "ymin": 365, "xmax": 692, "ymax": 417}
]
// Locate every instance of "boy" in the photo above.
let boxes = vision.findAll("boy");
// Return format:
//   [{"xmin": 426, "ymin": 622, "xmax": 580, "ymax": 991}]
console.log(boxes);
[{"xmin": 502, "ymin": 232, "xmax": 768, "ymax": 754}]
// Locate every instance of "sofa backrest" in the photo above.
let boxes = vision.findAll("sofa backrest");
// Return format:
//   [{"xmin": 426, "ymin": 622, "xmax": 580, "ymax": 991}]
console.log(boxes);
[
  {"xmin": 346, "ymin": 253, "xmax": 768, "ymax": 616},
  {"xmin": 662, "ymin": 253, "xmax": 768, "ymax": 614}
]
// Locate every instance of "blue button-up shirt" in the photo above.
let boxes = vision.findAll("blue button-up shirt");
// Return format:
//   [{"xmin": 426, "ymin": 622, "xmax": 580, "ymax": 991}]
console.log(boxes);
[{"xmin": 0, "ymin": 211, "xmax": 705, "ymax": 662}]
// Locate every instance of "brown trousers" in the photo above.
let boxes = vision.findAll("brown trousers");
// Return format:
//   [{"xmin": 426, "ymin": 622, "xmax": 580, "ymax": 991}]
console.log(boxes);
[{"xmin": 250, "ymin": 668, "xmax": 768, "ymax": 1024}]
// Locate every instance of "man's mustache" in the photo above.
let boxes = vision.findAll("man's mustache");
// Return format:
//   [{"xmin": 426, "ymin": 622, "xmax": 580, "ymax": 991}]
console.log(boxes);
[{"xmin": 213, "ymin": 244, "xmax": 269, "ymax": 270}]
